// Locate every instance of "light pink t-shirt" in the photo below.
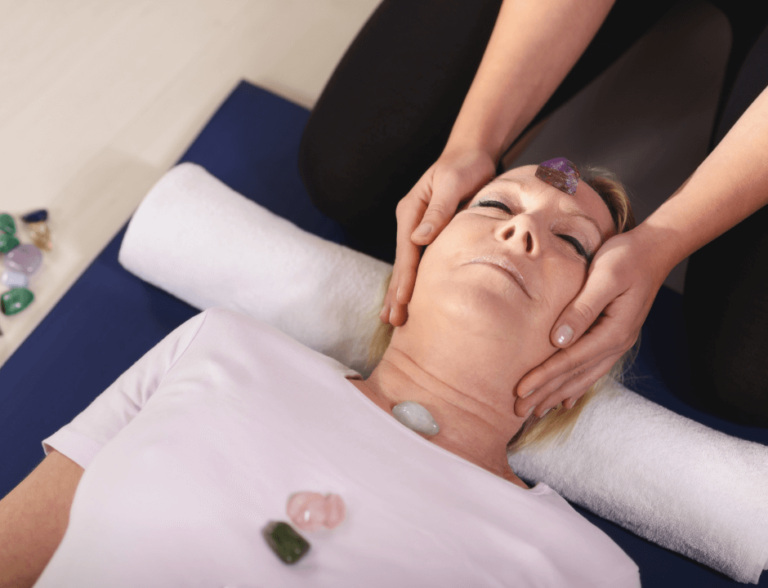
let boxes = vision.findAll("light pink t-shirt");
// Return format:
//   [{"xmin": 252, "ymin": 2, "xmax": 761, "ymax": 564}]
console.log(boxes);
[{"xmin": 36, "ymin": 307, "xmax": 640, "ymax": 588}]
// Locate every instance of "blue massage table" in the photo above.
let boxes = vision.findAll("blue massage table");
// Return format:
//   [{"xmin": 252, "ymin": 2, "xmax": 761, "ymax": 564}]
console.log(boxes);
[{"xmin": 1, "ymin": 80, "xmax": 766, "ymax": 586}]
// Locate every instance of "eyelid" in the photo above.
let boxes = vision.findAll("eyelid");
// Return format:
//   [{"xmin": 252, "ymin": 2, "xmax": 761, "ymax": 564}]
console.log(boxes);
[
  {"xmin": 475, "ymin": 198, "xmax": 512, "ymax": 213},
  {"xmin": 474, "ymin": 197, "xmax": 593, "ymax": 261}
]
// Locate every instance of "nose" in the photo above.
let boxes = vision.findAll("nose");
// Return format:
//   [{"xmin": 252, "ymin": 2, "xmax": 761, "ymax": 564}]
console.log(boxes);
[{"xmin": 495, "ymin": 214, "xmax": 539, "ymax": 256}]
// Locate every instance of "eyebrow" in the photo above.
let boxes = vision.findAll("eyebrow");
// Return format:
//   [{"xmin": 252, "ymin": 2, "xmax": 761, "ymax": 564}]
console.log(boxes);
[{"xmin": 484, "ymin": 177, "xmax": 606, "ymax": 247}]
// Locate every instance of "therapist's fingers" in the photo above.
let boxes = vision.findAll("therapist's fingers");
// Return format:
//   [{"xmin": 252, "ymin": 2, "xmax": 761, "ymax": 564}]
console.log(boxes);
[
  {"xmin": 514, "ymin": 230, "xmax": 673, "ymax": 420},
  {"xmin": 519, "ymin": 309, "xmax": 636, "ymax": 403},
  {"xmin": 382, "ymin": 150, "xmax": 496, "ymax": 326},
  {"xmin": 516, "ymin": 232, "xmax": 657, "ymax": 399},
  {"xmin": 381, "ymin": 179, "xmax": 431, "ymax": 326},
  {"xmin": 555, "ymin": 354, "xmax": 621, "ymax": 408},
  {"xmin": 409, "ymin": 171, "xmax": 459, "ymax": 246},
  {"xmin": 513, "ymin": 324, "xmax": 621, "ymax": 417},
  {"xmin": 388, "ymin": 173, "xmax": 454, "ymax": 325},
  {"xmin": 411, "ymin": 151, "xmax": 497, "ymax": 247},
  {"xmin": 381, "ymin": 164, "xmax": 439, "ymax": 326},
  {"xmin": 515, "ymin": 354, "xmax": 620, "ymax": 418},
  {"xmin": 548, "ymin": 261, "xmax": 629, "ymax": 351}
]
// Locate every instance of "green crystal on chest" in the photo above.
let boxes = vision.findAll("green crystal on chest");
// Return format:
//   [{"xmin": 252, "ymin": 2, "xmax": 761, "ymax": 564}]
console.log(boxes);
[{"xmin": 262, "ymin": 521, "xmax": 310, "ymax": 564}]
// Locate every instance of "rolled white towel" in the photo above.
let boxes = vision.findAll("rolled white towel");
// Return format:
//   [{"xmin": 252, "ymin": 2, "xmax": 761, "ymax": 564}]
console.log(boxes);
[
  {"xmin": 119, "ymin": 163, "xmax": 768, "ymax": 583},
  {"xmin": 509, "ymin": 382, "xmax": 768, "ymax": 584},
  {"xmin": 118, "ymin": 163, "xmax": 392, "ymax": 377}
]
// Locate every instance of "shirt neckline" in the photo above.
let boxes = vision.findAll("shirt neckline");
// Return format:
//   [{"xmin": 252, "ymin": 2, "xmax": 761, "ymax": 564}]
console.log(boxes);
[{"xmin": 331, "ymin": 365, "xmax": 551, "ymax": 497}]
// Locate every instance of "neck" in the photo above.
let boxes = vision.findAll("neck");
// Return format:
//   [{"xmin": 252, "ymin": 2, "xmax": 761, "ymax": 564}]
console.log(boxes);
[{"xmin": 351, "ymin": 315, "xmax": 539, "ymax": 489}]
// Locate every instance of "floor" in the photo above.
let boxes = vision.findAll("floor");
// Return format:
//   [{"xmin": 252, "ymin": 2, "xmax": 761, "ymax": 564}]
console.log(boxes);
[{"xmin": 0, "ymin": 0, "xmax": 729, "ymax": 368}]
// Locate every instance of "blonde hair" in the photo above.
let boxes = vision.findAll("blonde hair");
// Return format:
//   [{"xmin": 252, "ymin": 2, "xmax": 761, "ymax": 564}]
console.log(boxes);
[{"xmin": 366, "ymin": 165, "xmax": 639, "ymax": 453}]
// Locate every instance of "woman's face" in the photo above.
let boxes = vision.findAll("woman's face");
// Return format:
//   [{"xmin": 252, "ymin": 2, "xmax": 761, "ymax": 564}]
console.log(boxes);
[{"xmin": 408, "ymin": 165, "xmax": 616, "ymax": 363}]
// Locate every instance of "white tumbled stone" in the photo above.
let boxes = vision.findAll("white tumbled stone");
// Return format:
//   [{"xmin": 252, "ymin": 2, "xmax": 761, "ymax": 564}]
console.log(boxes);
[
  {"xmin": 392, "ymin": 401, "xmax": 440, "ymax": 436},
  {"xmin": 1, "ymin": 269, "xmax": 28, "ymax": 288}
]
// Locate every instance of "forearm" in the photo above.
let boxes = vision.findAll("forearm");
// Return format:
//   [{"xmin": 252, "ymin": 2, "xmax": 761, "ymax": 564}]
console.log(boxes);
[
  {"xmin": 445, "ymin": 0, "xmax": 616, "ymax": 160},
  {"xmin": 0, "ymin": 451, "xmax": 83, "ymax": 588},
  {"xmin": 633, "ymin": 86, "xmax": 768, "ymax": 274}
]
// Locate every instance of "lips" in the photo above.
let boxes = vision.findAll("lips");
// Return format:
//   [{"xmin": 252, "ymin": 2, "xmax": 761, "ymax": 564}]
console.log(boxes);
[{"xmin": 468, "ymin": 255, "xmax": 532, "ymax": 298}]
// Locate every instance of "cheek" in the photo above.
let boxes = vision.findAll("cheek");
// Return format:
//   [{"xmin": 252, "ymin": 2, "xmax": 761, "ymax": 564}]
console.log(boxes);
[
  {"xmin": 537, "ymin": 263, "xmax": 588, "ymax": 321},
  {"xmin": 408, "ymin": 235, "xmax": 448, "ymax": 298},
  {"xmin": 417, "ymin": 221, "xmax": 466, "ymax": 267},
  {"xmin": 557, "ymin": 267, "xmax": 587, "ymax": 299}
]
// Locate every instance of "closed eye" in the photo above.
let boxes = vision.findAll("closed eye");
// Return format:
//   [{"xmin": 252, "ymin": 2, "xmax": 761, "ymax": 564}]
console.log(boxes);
[
  {"xmin": 477, "ymin": 200, "xmax": 511, "ymax": 213},
  {"xmin": 475, "ymin": 199, "xmax": 592, "ymax": 262},
  {"xmin": 559, "ymin": 235, "xmax": 590, "ymax": 261}
]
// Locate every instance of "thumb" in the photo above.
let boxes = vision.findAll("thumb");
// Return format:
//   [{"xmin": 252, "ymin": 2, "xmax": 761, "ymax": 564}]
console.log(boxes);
[
  {"xmin": 551, "ymin": 284, "xmax": 610, "ymax": 348},
  {"xmin": 411, "ymin": 198, "xmax": 455, "ymax": 245},
  {"xmin": 412, "ymin": 153, "xmax": 495, "ymax": 244}
]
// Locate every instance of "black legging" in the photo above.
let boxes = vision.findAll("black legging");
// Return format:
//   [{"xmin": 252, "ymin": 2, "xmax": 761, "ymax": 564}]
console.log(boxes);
[{"xmin": 298, "ymin": 0, "xmax": 768, "ymax": 426}]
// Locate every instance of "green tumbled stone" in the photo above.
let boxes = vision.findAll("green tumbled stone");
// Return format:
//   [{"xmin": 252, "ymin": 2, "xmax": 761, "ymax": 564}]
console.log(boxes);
[
  {"xmin": 0, "ymin": 231, "xmax": 20, "ymax": 253},
  {"xmin": 0, "ymin": 231, "xmax": 19, "ymax": 253},
  {"xmin": 1, "ymin": 288, "xmax": 34, "ymax": 316},
  {"xmin": 0, "ymin": 214, "xmax": 15, "ymax": 236},
  {"xmin": 262, "ymin": 521, "xmax": 310, "ymax": 564}
]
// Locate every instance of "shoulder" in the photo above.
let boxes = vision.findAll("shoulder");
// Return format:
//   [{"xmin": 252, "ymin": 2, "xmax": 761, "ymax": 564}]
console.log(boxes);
[
  {"xmin": 197, "ymin": 307, "xmax": 360, "ymax": 379},
  {"xmin": 198, "ymin": 307, "xmax": 283, "ymax": 338},
  {"xmin": 193, "ymin": 307, "xmax": 314, "ymax": 359}
]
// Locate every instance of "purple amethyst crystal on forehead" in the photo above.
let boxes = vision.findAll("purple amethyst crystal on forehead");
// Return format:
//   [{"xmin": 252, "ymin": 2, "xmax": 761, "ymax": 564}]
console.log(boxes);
[{"xmin": 535, "ymin": 157, "xmax": 580, "ymax": 195}]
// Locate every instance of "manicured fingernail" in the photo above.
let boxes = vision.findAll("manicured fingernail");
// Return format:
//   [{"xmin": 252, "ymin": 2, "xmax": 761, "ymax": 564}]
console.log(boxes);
[
  {"xmin": 523, "ymin": 388, "xmax": 535, "ymax": 399},
  {"xmin": 541, "ymin": 408, "xmax": 552, "ymax": 418},
  {"xmin": 413, "ymin": 224, "xmax": 432, "ymax": 239},
  {"xmin": 555, "ymin": 324, "xmax": 573, "ymax": 346},
  {"xmin": 525, "ymin": 406, "xmax": 534, "ymax": 418},
  {"xmin": 389, "ymin": 307, "xmax": 396, "ymax": 323}
]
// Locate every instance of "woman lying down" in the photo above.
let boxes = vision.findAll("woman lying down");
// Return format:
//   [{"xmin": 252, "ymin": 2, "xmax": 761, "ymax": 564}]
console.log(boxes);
[{"xmin": 0, "ymin": 161, "xmax": 642, "ymax": 588}]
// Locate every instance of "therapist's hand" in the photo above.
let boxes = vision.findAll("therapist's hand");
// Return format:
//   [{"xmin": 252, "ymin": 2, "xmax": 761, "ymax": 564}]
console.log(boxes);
[
  {"xmin": 380, "ymin": 148, "xmax": 496, "ymax": 326},
  {"xmin": 513, "ymin": 227, "xmax": 670, "ymax": 418}
]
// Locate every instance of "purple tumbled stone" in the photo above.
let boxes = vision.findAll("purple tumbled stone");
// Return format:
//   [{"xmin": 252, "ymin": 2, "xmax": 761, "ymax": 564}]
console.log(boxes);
[
  {"xmin": 535, "ymin": 157, "xmax": 580, "ymax": 195},
  {"xmin": 5, "ymin": 244, "xmax": 43, "ymax": 275}
]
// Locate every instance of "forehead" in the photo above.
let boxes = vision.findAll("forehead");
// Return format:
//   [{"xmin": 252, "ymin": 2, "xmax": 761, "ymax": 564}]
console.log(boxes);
[{"xmin": 478, "ymin": 165, "xmax": 615, "ymax": 237}]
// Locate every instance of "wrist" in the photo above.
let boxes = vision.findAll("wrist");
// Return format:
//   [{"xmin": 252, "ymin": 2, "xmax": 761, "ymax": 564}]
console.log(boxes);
[
  {"xmin": 442, "ymin": 130, "xmax": 503, "ymax": 165},
  {"xmin": 629, "ymin": 221, "xmax": 687, "ymax": 279}
]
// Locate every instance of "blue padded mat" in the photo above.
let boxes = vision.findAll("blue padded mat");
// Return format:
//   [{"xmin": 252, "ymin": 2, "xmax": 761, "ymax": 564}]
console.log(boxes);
[{"xmin": 1, "ymin": 80, "xmax": 765, "ymax": 586}]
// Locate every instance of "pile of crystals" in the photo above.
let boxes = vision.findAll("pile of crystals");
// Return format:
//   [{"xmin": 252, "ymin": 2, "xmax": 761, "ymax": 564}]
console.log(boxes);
[
  {"xmin": 262, "ymin": 492, "xmax": 347, "ymax": 565},
  {"xmin": 0, "ymin": 210, "xmax": 50, "ymax": 333}
]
